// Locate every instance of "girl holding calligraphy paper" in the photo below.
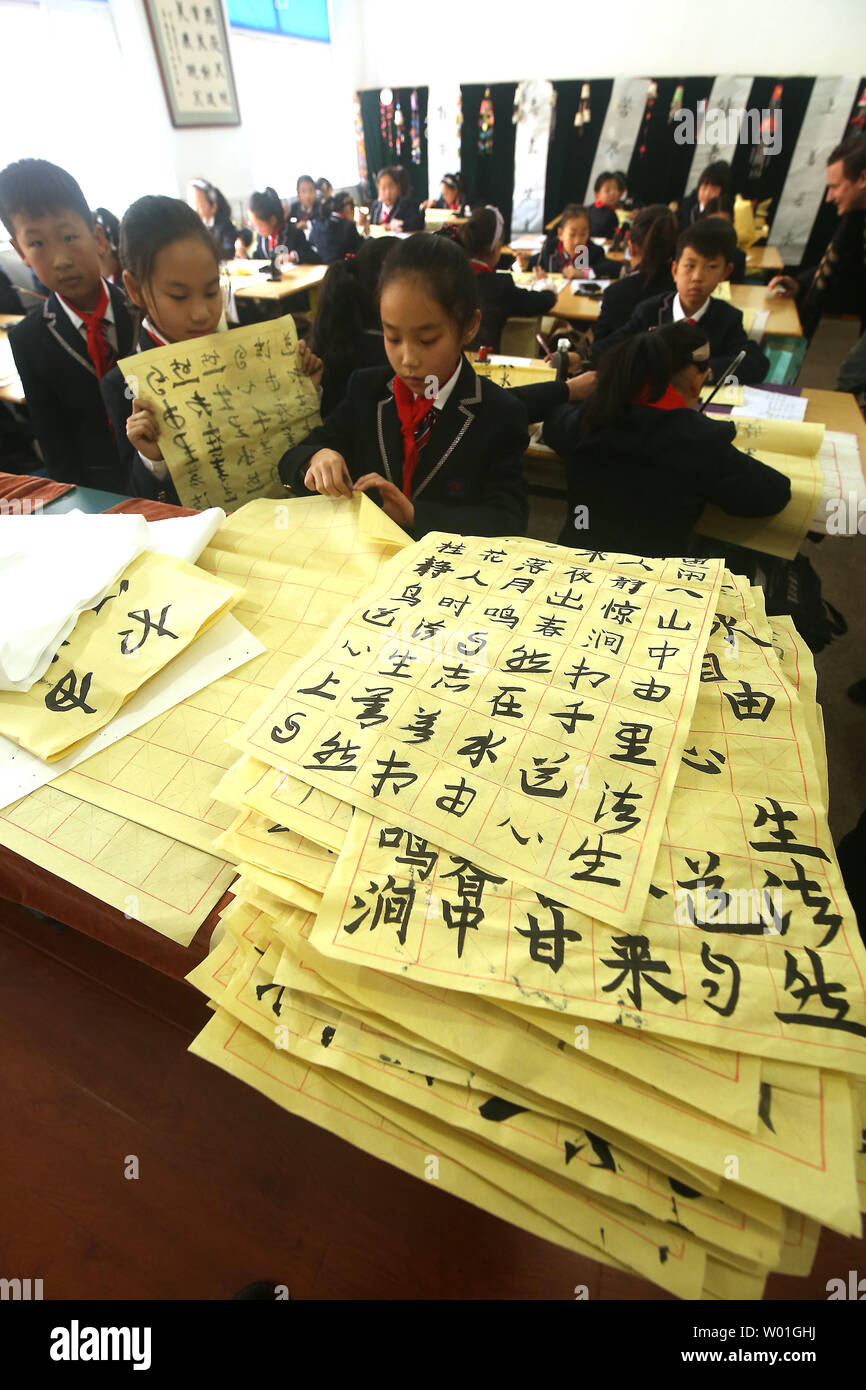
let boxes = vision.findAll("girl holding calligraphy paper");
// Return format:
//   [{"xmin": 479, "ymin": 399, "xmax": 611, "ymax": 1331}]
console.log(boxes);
[
  {"xmin": 100, "ymin": 196, "xmax": 322, "ymax": 504},
  {"xmin": 280, "ymin": 232, "xmax": 543, "ymax": 538}
]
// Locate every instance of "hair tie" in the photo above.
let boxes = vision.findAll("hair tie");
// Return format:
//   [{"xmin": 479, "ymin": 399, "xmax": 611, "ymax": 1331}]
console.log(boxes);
[
  {"xmin": 484, "ymin": 205, "xmax": 505, "ymax": 253},
  {"xmin": 345, "ymin": 252, "xmax": 356, "ymax": 262}
]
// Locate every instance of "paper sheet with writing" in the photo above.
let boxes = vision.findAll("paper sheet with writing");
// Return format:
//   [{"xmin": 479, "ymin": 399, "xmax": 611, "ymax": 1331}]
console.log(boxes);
[
  {"xmin": 0, "ymin": 550, "xmax": 236, "ymax": 761},
  {"xmin": 473, "ymin": 361, "xmax": 556, "ymax": 388},
  {"xmin": 303, "ymin": 583, "xmax": 865, "ymax": 1075},
  {"xmin": 234, "ymin": 536, "xmax": 723, "ymax": 928},
  {"xmin": 117, "ymin": 316, "xmax": 321, "ymax": 512},
  {"xmin": 54, "ymin": 496, "xmax": 410, "ymax": 855},
  {"xmin": 698, "ymin": 415, "xmax": 824, "ymax": 560}
]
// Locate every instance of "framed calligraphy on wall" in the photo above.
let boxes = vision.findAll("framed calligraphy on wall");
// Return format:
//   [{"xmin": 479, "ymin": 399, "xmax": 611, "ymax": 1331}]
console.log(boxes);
[{"xmin": 144, "ymin": 0, "xmax": 241, "ymax": 128}]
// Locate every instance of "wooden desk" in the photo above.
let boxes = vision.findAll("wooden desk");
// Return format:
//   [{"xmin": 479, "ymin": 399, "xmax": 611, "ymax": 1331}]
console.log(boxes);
[
  {"xmin": 746, "ymin": 246, "xmax": 784, "ymax": 272},
  {"xmin": 802, "ymin": 387, "xmax": 866, "ymax": 471},
  {"xmin": 230, "ymin": 264, "xmax": 327, "ymax": 303},
  {"xmin": 729, "ymin": 283, "xmax": 802, "ymax": 338},
  {"xmin": 548, "ymin": 281, "xmax": 804, "ymax": 335},
  {"xmin": 550, "ymin": 282, "xmax": 602, "ymax": 322},
  {"xmin": 0, "ymin": 314, "xmax": 24, "ymax": 403}
]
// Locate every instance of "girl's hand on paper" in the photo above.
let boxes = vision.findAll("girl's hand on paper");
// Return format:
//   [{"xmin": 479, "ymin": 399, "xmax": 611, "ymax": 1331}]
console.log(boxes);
[
  {"xmin": 305, "ymin": 449, "xmax": 353, "ymax": 497},
  {"xmin": 354, "ymin": 473, "xmax": 415, "ymax": 529},
  {"xmin": 127, "ymin": 398, "xmax": 163, "ymax": 462}
]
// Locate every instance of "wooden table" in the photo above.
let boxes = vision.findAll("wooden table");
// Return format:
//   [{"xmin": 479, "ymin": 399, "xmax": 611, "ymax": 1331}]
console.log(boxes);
[
  {"xmin": 547, "ymin": 280, "xmax": 803, "ymax": 337},
  {"xmin": 730, "ymin": 282, "xmax": 802, "ymax": 337},
  {"xmin": 0, "ymin": 313, "xmax": 24, "ymax": 403},
  {"xmin": 746, "ymin": 246, "xmax": 785, "ymax": 272},
  {"xmin": 230, "ymin": 263, "xmax": 327, "ymax": 304}
]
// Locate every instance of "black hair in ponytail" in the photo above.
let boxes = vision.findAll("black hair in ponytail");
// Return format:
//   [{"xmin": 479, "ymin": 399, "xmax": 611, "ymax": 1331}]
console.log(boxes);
[
  {"xmin": 310, "ymin": 235, "xmax": 396, "ymax": 381},
  {"xmin": 628, "ymin": 204, "xmax": 678, "ymax": 282},
  {"xmin": 249, "ymin": 186, "xmax": 284, "ymax": 225},
  {"xmin": 580, "ymin": 322, "xmax": 710, "ymax": 434}
]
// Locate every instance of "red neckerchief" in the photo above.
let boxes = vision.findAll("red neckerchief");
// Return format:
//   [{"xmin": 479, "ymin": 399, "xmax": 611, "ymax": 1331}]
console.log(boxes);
[
  {"xmin": 634, "ymin": 383, "xmax": 688, "ymax": 410},
  {"xmin": 470, "ymin": 259, "xmax": 494, "ymax": 274},
  {"xmin": 594, "ymin": 200, "xmax": 605, "ymax": 209},
  {"xmin": 553, "ymin": 238, "xmax": 583, "ymax": 274},
  {"xmin": 380, "ymin": 204, "xmax": 393, "ymax": 224},
  {"xmin": 393, "ymin": 375, "xmax": 438, "ymax": 497},
  {"xmin": 57, "ymin": 279, "xmax": 114, "ymax": 379}
]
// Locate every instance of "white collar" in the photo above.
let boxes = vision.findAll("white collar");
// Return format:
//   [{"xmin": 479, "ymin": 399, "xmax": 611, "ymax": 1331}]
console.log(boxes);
[
  {"xmin": 141, "ymin": 316, "xmax": 170, "ymax": 347},
  {"xmin": 672, "ymin": 292, "xmax": 711, "ymax": 323},
  {"xmin": 430, "ymin": 358, "xmax": 463, "ymax": 410},
  {"xmin": 55, "ymin": 277, "xmax": 115, "ymax": 330}
]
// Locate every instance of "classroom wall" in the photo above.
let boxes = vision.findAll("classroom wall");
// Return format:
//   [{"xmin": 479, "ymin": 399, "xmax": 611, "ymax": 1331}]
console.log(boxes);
[
  {"xmin": 352, "ymin": 0, "xmax": 866, "ymax": 85},
  {"xmin": 0, "ymin": 0, "xmax": 361, "ymax": 225}
]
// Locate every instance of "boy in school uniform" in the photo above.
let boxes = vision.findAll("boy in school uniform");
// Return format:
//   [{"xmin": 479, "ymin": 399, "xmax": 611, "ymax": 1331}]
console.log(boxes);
[
  {"xmin": 588, "ymin": 172, "xmax": 622, "ymax": 240},
  {"xmin": 0, "ymin": 158, "xmax": 136, "ymax": 491},
  {"xmin": 594, "ymin": 220, "xmax": 769, "ymax": 384}
]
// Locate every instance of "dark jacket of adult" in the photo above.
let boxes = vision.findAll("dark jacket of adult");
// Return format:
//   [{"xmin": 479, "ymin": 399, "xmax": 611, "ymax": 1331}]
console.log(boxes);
[{"xmin": 278, "ymin": 356, "xmax": 529, "ymax": 539}]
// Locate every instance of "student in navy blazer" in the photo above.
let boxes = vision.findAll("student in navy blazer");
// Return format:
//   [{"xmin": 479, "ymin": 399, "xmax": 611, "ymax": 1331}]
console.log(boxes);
[
  {"xmin": 594, "ymin": 220, "xmax": 769, "ymax": 384},
  {"xmin": 308, "ymin": 193, "xmax": 364, "ymax": 263},
  {"xmin": 368, "ymin": 166, "xmax": 424, "ymax": 232},
  {"xmin": 0, "ymin": 156, "xmax": 137, "ymax": 490},
  {"xmin": 279, "ymin": 233, "xmax": 529, "ymax": 538}
]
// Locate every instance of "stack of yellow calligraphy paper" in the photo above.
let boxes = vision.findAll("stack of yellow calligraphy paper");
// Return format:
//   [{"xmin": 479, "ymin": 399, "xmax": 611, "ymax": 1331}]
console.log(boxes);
[{"xmin": 186, "ymin": 530, "xmax": 866, "ymax": 1299}]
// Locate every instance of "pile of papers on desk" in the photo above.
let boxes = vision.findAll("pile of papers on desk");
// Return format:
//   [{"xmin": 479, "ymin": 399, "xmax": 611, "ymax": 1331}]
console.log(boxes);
[{"xmin": 185, "ymin": 528, "xmax": 866, "ymax": 1299}]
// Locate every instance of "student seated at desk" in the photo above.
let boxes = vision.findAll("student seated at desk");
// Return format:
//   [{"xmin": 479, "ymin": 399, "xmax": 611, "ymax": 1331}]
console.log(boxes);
[
  {"xmin": 594, "ymin": 220, "xmax": 769, "ymax": 383},
  {"xmin": 699, "ymin": 196, "xmax": 747, "ymax": 282},
  {"xmin": 100, "ymin": 195, "xmax": 320, "ymax": 503},
  {"xmin": 190, "ymin": 177, "xmax": 237, "ymax": 261},
  {"xmin": 543, "ymin": 322, "xmax": 790, "ymax": 556},
  {"xmin": 677, "ymin": 160, "xmax": 731, "ymax": 229},
  {"xmin": 308, "ymin": 192, "xmax": 364, "ymax": 264},
  {"xmin": 310, "ymin": 235, "xmax": 396, "ymax": 417},
  {"xmin": 369, "ymin": 165, "xmax": 424, "ymax": 233},
  {"xmin": 458, "ymin": 206, "xmax": 557, "ymax": 353},
  {"xmin": 0, "ymin": 157, "xmax": 137, "ymax": 492},
  {"xmin": 534, "ymin": 204, "xmax": 610, "ymax": 278},
  {"xmin": 588, "ymin": 173, "xmax": 622, "ymax": 240},
  {"xmin": 248, "ymin": 187, "xmax": 321, "ymax": 264},
  {"xmin": 289, "ymin": 175, "xmax": 319, "ymax": 226},
  {"xmin": 593, "ymin": 204, "xmax": 677, "ymax": 344},
  {"xmin": 420, "ymin": 173, "xmax": 465, "ymax": 213},
  {"xmin": 279, "ymin": 232, "xmax": 529, "ymax": 539}
]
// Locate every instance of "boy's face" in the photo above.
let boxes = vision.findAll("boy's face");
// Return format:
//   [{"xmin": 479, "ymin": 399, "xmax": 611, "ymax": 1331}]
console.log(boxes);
[
  {"xmin": 698, "ymin": 180, "xmax": 722, "ymax": 207},
  {"xmin": 12, "ymin": 206, "xmax": 102, "ymax": 310},
  {"xmin": 298, "ymin": 180, "xmax": 316, "ymax": 208},
  {"xmin": 561, "ymin": 215, "xmax": 589, "ymax": 256},
  {"xmin": 672, "ymin": 247, "xmax": 732, "ymax": 313},
  {"xmin": 339, "ymin": 198, "xmax": 355, "ymax": 221},
  {"xmin": 441, "ymin": 181, "xmax": 457, "ymax": 203},
  {"xmin": 598, "ymin": 179, "xmax": 620, "ymax": 207}
]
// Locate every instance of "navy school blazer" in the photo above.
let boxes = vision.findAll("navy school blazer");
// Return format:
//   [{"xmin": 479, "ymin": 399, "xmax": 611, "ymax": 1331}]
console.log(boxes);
[
  {"xmin": 368, "ymin": 197, "xmax": 424, "ymax": 232},
  {"xmin": 9, "ymin": 282, "xmax": 137, "ymax": 490},
  {"xmin": 100, "ymin": 325, "xmax": 181, "ymax": 505},
  {"xmin": 593, "ymin": 289, "xmax": 770, "ymax": 384},
  {"xmin": 278, "ymin": 355, "xmax": 529, "ymax": 539}
]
